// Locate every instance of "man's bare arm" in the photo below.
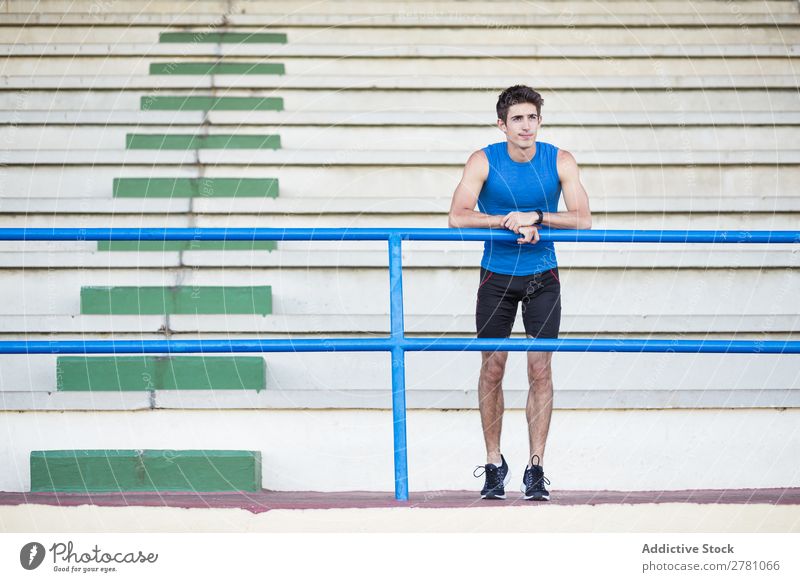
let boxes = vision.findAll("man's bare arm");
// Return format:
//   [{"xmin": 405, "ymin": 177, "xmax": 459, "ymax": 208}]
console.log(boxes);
[
  {"xmin": 501, "ymin": 149, "xmax": 592, "ymax": 232},
  {"xmin": 447, "ymin": 150, "xmax": 505, "ymax": 229}
]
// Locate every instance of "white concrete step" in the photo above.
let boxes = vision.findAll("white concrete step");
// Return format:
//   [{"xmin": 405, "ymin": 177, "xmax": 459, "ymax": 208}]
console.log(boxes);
[
  {"xmin": 4, "ymin": 165, "xmax": 796, "ymax": 201},
  {"xmin": 0, "ymin": 267, "xmax": 795, "ymax": 319},
  {"xmin": 4, "ymin": 11, "xmax": 800, "ymax": 27},
  {"xmin": 1, "ymin": 349, "xmax": 798, "ymax": 400},
  {"xmin": 4, "ymin": 148, "xmax": 798, "ymax": 165},
  {"xmin": 2, "ymin": 210, "xmax": 798, "ymax": 231},
  {"xmin": 3, "ymin": 110, "xmax": 799, "ymax": 127},
  {"xmin": 7, "ymin": 0, "xmax": 798, "ymax": 16},
  {"xmin": 5, "ymin": 56, "xmax": 798, "ymax": 77},
  {"xmin": 4, "ymin": 26, "xmax": 800, "ymax": 45},
  {"xmin": 1, "ymin": 246, "xmax": 798, "ymax": 269},
  {"xmin": 3, "ymin": 74, "xmax": 798, "ymax": 90},
  {"xmin": 5, "ymin": 124, "xmax": 798, "ymax": 151},
  {"xmin": 4, "ymin": 43, "xmax": 799, "ymax": 57},
  {"xmin": 2, "ymin": 387, "xmax": 797, "ymax": 411},
  {"xmin": 6, "ymin": 13, "xmax": 800, "ymax": 27},
  {"xmin": 0, "ymin": 408, "xmax": 797, "ymax": 491},
  {"xmin": 2, "ymin": 196, "xmax": 799, "ymax": 215},
  {"xmin": 3, "ymin": 88, "xmax": 797, "ymax": 113},
  {"xmin": 2, "ymin": 314, "xmax": 795, "ymax": 335},
  {"xmin": 3, "ymin": 166, "xmax": 796, "ymax": 202}
]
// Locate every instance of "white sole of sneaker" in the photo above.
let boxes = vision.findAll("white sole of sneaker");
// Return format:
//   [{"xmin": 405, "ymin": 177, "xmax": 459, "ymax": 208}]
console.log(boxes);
[
  {"xmin": 480, "ymin": 469, "xmax": 512, "ymax": 500},
  {"xmin": 521, "ymin": 479, "xmax": 550, "ymax": 500},
  {"xmin": 481, "ymin": 493, "xmax": 506, "ymax": 500}
]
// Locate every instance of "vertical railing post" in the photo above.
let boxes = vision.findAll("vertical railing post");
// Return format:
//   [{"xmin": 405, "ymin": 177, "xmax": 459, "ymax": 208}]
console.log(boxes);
[{"xmin": 388, "ymin": 233, "xmax": 409, "ymax": 501}]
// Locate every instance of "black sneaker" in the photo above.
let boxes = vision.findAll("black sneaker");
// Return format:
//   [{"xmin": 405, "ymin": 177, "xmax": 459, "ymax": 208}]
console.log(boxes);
[
  {"xmin": 474, "ymin": 455, "xmax": 510, "ymax": 499},
  {"xmin": 521, "ymin": 455, "xmax": 551, "ymax": 501}
]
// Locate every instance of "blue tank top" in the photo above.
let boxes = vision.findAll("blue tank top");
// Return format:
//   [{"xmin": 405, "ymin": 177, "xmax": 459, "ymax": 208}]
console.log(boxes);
[{"xmin": 477, "ymin": 141, "xmax": 562, "ymax": 275}]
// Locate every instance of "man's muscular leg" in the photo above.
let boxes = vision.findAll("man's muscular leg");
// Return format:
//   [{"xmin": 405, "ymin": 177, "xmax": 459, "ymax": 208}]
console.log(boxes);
[
  {"xmin": 478, "ymin": 350, "xmax": 509, "ymax": 466},
  {"xmin": 526, "ymin": 350, "xmax": 554, "ymax": 465}
]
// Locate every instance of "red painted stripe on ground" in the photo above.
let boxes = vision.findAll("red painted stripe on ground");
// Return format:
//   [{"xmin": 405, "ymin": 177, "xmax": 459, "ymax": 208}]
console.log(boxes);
[{"xmin": 0, "ymin": 489, "xmax": 798, "ymax": 514}]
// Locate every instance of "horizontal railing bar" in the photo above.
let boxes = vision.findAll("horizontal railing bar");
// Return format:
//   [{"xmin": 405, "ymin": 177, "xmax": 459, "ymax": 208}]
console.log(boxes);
[
  {"xmin": 1, "ymin": 228, "xmax": 799, "ymax": 244},
  {"xmin": 402, "ymin": 338, "xmax": 800, "ymax": 354},
  {"xmin": 0, "ymin": 338, "xmax": 797, "ymax": 354},
  {"xmin": 0, "ymin": 339, "xmax": 396, "ymax": 354}
]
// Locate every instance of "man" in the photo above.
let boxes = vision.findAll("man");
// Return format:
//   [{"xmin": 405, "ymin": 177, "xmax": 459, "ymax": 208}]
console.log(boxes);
[{"xmin": 448, "ymin": 85, "xmax": 592, "ymax": 500}]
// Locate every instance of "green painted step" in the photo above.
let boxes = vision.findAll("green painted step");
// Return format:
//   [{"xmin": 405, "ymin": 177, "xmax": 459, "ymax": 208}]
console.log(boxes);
[
  {"xmin": 57, "ymin": 356, "xmax": 265, "ymax": 391},
  {"xmin": 150, "ymin": 62, "xmax": 285, "ymax": 75},
  {"xmin": 160, "ymin": 32, "xmax": 287, "ymax": 44},
  {"xmin": 126, "ymin": 134, "xmax": 281, "ymax": 150},
  {"xmin": 81, "ymin": 286, "xmax": 272, "ymax": 315},
  {"xmin": 113, "ymin": 178, "xmax": 279, "ymax": 198},
  {"xmin": 97, "ymin": 240, "xmax": 277, "ymax": 251},
  {"xmin": 142, "ymin": 96, "xmax": 283, "ymax": 111},
  {"xmin": 31, "ymin": 450, "xmax": 262, "ymax": 493}
]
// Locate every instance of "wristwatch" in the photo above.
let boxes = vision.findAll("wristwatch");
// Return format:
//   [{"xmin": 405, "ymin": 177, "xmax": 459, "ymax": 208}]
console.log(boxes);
[{"xmin": 533, "ymin": 209, "xmax": 544, "ymax": 225}]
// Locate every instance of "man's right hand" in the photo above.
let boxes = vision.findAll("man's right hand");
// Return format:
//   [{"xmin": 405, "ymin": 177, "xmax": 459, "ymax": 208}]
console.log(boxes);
[{"xmin": 516, "ymin": 225, "xmax": 540, "ymax": 244}]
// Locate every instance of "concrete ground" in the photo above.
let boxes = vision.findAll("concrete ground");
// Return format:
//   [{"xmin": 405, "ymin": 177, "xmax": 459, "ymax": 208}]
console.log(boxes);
[{"xmin": 1, "ymin": 489, "xmax": 799, "ymax": 532}]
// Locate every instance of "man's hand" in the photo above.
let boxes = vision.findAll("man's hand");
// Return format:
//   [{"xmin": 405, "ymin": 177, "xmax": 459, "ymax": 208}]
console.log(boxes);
[
  {"xmin": 502, "ymin": 211, "xmax": 537, "ymax": 233},
  {"xmin": 516, "ymin": 225, "xmax": 540, "ymax": 244}
]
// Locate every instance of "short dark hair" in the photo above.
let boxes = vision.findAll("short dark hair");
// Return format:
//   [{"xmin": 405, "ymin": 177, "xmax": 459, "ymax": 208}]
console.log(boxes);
[{"xmin": 496, "ymin": 85, "xmax": 544, "ymax": 122}]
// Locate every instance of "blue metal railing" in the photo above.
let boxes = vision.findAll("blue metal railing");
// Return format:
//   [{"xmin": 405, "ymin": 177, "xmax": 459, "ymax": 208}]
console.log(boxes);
[{"xmin": 1, "ymin": 227, "xmax": 799, "ymax": 501}]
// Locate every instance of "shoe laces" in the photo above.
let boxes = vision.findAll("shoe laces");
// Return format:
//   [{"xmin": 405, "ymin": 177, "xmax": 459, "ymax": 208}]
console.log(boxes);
[
  {"xmin": 524, "ymin": 458, "xmax": 550, "ymax": 489},
  {"xmin": 523, "ymin": 470, "xmax": 551, "ymax": 489},
  {"xmin": 474, "ymin": 463, "xmax": 501, "ymax": 487}
]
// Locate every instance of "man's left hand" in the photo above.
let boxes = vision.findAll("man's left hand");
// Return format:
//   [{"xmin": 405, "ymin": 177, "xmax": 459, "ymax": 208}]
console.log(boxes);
[{"xmin": 516, "ymin": 225, "xmax": 540, "ymax": 245}]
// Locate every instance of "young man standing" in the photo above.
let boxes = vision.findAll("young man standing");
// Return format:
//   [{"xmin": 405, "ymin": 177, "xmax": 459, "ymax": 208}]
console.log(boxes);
[{"xmin": 448, "ymin": 85, "xmax": 592, "ymax": 500}]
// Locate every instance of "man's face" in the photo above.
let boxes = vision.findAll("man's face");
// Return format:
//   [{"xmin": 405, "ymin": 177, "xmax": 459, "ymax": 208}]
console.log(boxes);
[{"xmin": 498, "ymin": 102, "xmax": 541, "ymax": 149}]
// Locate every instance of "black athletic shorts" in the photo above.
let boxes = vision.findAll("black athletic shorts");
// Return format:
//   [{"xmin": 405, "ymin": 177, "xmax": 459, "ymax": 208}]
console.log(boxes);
[{"xmin": 476, "ymin": 267, "xmax": 561, "ymax": 338}]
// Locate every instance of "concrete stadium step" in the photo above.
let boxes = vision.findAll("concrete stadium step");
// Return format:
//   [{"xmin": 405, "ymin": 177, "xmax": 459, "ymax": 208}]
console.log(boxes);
[
  {"xmin": 0, "ymin": 246, "xmax": 798, "ymax": 269},
  {"xmin": 0, "ymin": 267, "xmax": 795, "ymax": 321},
  {"xmin": 0, "ymin": 312, "xmax": 797, "ymax": 341},
  {"xmin": 1, "ymin": 351, "xmax": 797, "ymax": 404},
  {"xmin": 4, "ymin": 44, "xmax": 798, "ymax": 69},
  {"xmin": 2, "ymin": 490, "xmax": 799, "ymax": 533},
  {"xmin": 7, "ymin": 43, "xmax": 798, "ymax": 57},
  {"xmin": 2, "ymin": 387, "xmax": 798, "ymax": 412},
  {"xmin": 0, "ymin": 312, "xmax": 795, "ymax": 335},
  {"xmin": 3, "ymin": 196, "xmax": 799, "ymax": 214},
  {"xmin": 5, "ymin": 0, "xmax": 798, "ymax": 17},
  {"xmin": 26, "ymin": 210, "xmax": 800, "ymax": 230},
  {"xmin": 6, "ymin": 12, "xmax": 800, "ymax": 27},
  {"xmin": 4, "ymin": 168, "xmax": 800, "ymax": 202},
  {"xmin": 5, "ymin": 165, "xmax": 796, "ymax": 201},
  {"xmin": 5, "ymin": 25, "xmax": 800, "ymax": 45},
  {"xmin": 30, "ymin": 449, "xmax": 262, "ymax": 493},
  {"xmin": 5, "ymin": 149, "xmax": 799, "ymax": 166},
  {"xmin": 6, "ymin": 125, "xmax": 799, "ymax": 151},
  {"xmin": 4, "ymin": 87, "xmax": 798, "ymax": 113},
  {"xmin": 4, "ymin": 7, "xmax": 799, "ymax": 29},
  {"xmin": 0, "ymin": 408, "xmax": 797, "ymax": 491},
  {"xmin": 4, "ymin": 110, "xmax": 800, "ymax": 127},
  {"xmin": 4, "ymin": 74, "xmax": 799, "ymax": 91}
]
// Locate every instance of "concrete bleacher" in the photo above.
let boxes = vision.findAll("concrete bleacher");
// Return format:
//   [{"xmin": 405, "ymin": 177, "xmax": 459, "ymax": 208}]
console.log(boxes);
[{"xmin": 0, "ymin": 0, "xmax": 798, "ymax": 500}]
